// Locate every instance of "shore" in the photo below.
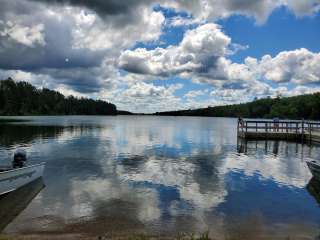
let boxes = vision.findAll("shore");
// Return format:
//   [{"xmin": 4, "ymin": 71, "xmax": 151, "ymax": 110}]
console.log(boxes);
[{"xmin": 1, "ymin": 221, "xmax": 319, "ymax": 240}]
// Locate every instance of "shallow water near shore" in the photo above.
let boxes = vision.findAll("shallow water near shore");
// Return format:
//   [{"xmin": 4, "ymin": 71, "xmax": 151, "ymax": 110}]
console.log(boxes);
[{"xmin": 0, "ymin": 116, "xmax": 319, "ymax": 239}]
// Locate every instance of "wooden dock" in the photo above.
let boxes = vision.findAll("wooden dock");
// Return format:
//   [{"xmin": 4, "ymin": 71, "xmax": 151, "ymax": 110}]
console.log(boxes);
[{"xmin": 237, "ymin": 119, "xmax": 320, "ymax": 143}]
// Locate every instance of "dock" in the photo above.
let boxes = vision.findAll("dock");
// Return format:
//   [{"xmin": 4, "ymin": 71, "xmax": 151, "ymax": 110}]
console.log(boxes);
[{"xmin": 237, "ymin": 119, "xmax": 320, "ymax": 144}]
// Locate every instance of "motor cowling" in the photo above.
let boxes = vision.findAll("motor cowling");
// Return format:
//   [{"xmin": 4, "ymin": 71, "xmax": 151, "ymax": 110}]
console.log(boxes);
[{"xmin": 13, "ymin": 149, "xmax": 27, "ymax": 168}]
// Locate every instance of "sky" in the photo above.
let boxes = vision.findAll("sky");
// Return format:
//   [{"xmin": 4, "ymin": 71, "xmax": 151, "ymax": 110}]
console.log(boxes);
[{"xmin": 0, "ymin": 0, "xmax": 320, "ymax": 113}]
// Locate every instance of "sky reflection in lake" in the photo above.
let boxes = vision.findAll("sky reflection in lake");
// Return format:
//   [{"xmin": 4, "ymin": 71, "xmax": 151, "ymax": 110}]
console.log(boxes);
[{"xmin": 0, "ymin": 116, "xmax": 319, "ymax": 238}]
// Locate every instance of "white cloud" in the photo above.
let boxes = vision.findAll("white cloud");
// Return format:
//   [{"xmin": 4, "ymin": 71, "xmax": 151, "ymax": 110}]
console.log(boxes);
[
  {"xmin": 99, "ymin": 81, "xmax": 184, "ymax": 113},
  {"xmin": 0, "ymin": 0, "xmax": 320, "ymax": 112},
  {"xmin": 119, "ymin": 23, "xmax": 231, "ymax": 78},
  {"xmin": 166, "ymin": 0, "xmax": 320, "ymax": 24},
  {"xmin": 71, "ymin": 8, "xmax": 165, "ymax": 51},
  {"xmin": 0, "ymin": 22, "xmax": 45, "ymax": 47},
  {"xmin": 240, "ymin": 48, "xmax": 320, "ymax": 84},
  {"xmin": 285, "ymin": 85, "xmax": 320, "ymax": 97},
  {"xmin": 0, "ymin": 0, "xmax": 165, "ymax": 93},
  {"xmin": 247, "ymin": 48, "xmax": 320, "ymax": 84},
  {"xmin": 185, "ymin": 90, "xmax": 207, "ymax": 98},
  {"xmin": 285, "ymin": 0, "xmax": 320, "ymax": 17},
  {"xmin": 168, "ymin": 16, "xmax": 203, "ymax": 27}
]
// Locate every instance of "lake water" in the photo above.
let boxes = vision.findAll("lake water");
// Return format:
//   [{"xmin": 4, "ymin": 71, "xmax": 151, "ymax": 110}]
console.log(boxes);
[{"xmin": 0, "ymin": 116, "xmax": 319, "ymax": 239}]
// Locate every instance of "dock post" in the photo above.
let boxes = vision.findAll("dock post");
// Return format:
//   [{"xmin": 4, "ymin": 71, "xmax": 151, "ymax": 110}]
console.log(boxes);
[
  {"xmin": 237, "ymin": 119, "xmax": 239, "ymax": 135},
  {"xmin": 265, "ymin": 122, "xmax": 268, "ymax": 139},
  {"xmin": 301, "ymin": 119, "xmax": 305, "ymax": 143},
  {"xmin": 309, "ymin": 122, "xmax": 312, "ymax": 144}
]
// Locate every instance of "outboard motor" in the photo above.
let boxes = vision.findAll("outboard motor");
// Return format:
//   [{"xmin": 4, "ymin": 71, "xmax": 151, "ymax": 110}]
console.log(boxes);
[{"xmin": 12, "ymin": 149, "xmax": 27, "ymax": 168}]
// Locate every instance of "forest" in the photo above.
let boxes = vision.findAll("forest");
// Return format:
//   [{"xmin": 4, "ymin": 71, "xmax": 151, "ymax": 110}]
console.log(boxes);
[
  {"xmin": 2, "ymin": 77, "xmax": 320, "ymax": 119},
  {"xmin": 0, "ymin": 78, "xmax": 117, "ymax": 115},
  {"xmin": 154, "ymin": 93, "xmax": 320, "ymax": 120}
]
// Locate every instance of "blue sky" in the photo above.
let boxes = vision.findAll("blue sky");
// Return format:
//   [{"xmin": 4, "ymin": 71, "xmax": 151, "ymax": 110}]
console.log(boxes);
[
  {"xmin": 132, "ymin": 5, "xmax": 320, "ymax": 107},
  {"xmin": 221, "ymin": 7, "xmax": 320, "ymax": 61},
  {"xmin": 0, "ymin": 1, "xmax": 320, "ymax": 112}
]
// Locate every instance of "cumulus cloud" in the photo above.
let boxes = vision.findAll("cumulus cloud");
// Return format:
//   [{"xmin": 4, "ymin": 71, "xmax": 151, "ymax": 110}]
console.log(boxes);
[
  {"xmin": 185, "ymin": 90, "xmax": 207, "ymax": 99},
  {"xmin": 0, "ymin": 0, "xmax": 319, "ymax": 111},
  {"xmin": 0, "ymin": 1, "xmax": 106, "ymax": 71},
  {"xmin": 0, "ymin": 0, "xmax": 165, "ymax": 94},
  {"xmin": 248, "ymin": 48, "xmax": 320, "ymax": 84},
  {"xmin": 0, "ymin": 22, "xmax": 45, "ymax": 47},
  {"xmin": 100, "ymin": 82, "xmax": 184, "ymax": 113},
  {"xmin": 167, "ymin": 0, "xmax": 320, "ymax": 24},
  {"xmin": 71, "ymin": 7, "xmax": 165, "ymax": 51},
  {"xmin": 285, "ymin": 0, "xmax": 320, "ymax": 17},
  {"xmin": 31, "ymin": 0, "xmax": 154, "ymax": 22},
  {"xmin": 31, "ymin": 0, "xmax": 320, "ymax": 24},
  {"xmin": 119, "ymin": 23, "xmax": 231, "ymax": 78},
  {"xmin": 119, "ymin": 22, "xmax": 259, "ymax": 92}
]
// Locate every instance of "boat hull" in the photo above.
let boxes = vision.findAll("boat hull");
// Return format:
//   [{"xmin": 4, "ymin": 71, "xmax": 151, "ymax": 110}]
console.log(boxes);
[
  {"xmin": 307, "ymin": 161, "xmax": 320, "ymax": 179},
  {"xmin": 0, "ymin": 163, "xmax": 45, "ymax": 195}
]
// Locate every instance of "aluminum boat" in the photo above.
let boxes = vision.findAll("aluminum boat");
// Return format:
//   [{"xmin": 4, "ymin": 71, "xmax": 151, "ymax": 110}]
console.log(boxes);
[
  {"xmin": 306, "ymin": 160, "xmax": 320, "ymax": 179},
  {"xmin": 0, "ymin": 162, "xmax": 45, "ymax": 195}
]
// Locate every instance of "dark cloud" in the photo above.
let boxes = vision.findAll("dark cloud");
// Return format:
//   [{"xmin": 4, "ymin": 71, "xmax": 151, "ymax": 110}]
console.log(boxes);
[
  {"xmin": 30, "ymin": 0, "xmax": 148, "ymax": 15},
  {"xmin": 38, "ymin": 67, "xmax": 106, "ymax": 93},
  {"xmin": 0, "ymin": 0, "xmax": 318, "ymax": 102},
  {"xmin": 29, "ymin": 0, "xmax": 155, "ymax": 28},
  {"xmin": 196, "ymin": 56, "xmax": 220, "ymax": 74},
  {"xmin": 221, "ymin": 82, "xmax": 247, "ymax": 90},
  {"xmin": 0, "ymin": 0, "xmax": 106, "ymax": 71},
  {"xmin": 0, "ymin": 0, "xmax": 164, "ymax": 95},
  {"xmin": 0, "ymin": 38, "xmax": 105, "ymax": 71},
  {"xmin": 0, "ymin": 0, "xmax": 110, "ymax": 94}
]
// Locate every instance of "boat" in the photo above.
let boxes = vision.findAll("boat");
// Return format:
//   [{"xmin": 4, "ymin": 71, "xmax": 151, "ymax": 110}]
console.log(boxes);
[
  {"xmin": 1, "ymin": 148, "xmax": 45, "ymax": 195},
  {"xmin": 0, "ymin": 162, "xmax": 45, "ymax": 196},
  {"xmin": 306, "ymin": 160, "xmax": 320, "ymax": 179}
]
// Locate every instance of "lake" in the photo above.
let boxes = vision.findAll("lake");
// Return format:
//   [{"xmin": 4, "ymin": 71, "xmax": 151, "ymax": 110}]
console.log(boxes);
[{"xmin": 0, "ymin": 116, "xmax": 319, "ymax": 239}]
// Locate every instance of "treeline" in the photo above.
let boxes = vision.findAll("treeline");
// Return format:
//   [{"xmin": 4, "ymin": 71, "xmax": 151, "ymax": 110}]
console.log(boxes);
[
  {"xmin": 155, "ymin": 93, "xmax": 320, "ymax": 120},
  {"xmin": 0, "ymin": 78, "xmax": 117, "ymax": 115}
]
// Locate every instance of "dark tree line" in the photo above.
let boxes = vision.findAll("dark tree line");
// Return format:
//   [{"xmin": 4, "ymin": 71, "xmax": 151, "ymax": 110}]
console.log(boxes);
[
  {"xmin": 155, "ymin": 93, "xmax": 320, "ymax": 120},
  {"xmin": 0, "ymin": 78, "xmax": 117, "ymax": 115}
]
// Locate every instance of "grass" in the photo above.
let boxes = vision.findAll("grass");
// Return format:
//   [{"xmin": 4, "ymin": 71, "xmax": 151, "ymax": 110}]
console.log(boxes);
[{"xmin": 0, "ymin": 235, "xmax": 13, "ymax": 240}]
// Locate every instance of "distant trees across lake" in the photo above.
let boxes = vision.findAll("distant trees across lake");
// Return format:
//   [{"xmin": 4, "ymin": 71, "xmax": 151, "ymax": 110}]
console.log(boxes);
[
  {"xmin": 2, "ymin": 77, "xmax": 320, "ymax": 119},
  {"xmin": 0, "ymin": 78, "xmax": 117, "ymax": 115},
  {"xmin": 155, "ymin": 93, "xmax": 320, "ymax": 120}
]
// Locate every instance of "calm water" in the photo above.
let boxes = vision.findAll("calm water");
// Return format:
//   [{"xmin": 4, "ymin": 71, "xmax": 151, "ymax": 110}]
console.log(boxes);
[{"xmin": 0, "ymin": 116, "xmax": 320, "ymax": 238}]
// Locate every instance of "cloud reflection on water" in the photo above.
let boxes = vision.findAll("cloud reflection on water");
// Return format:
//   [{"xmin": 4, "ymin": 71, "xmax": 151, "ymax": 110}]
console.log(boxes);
[{"xmin": 1, "ymin": 116, "xmax": 319, "ymax": 237}]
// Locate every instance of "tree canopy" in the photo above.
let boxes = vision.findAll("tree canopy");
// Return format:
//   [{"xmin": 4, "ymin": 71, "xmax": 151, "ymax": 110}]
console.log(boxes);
[
  {"xmin": 155, "ymin": 93, "xmax": 320, "ymax": 120},
  {"xmin": 0, "ymin": 78, "xmax": 117, "ymax": 115}
]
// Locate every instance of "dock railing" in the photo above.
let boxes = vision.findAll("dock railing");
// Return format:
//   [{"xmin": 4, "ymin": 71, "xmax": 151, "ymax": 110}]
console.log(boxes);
[{"xmin": 237, "ymin": 119, "xmax": 320, "ymax": 140}]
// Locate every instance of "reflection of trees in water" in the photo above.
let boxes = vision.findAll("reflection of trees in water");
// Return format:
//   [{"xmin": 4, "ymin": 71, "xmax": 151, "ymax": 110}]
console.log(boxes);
[
  {"xmin": 0, "ymin": 124, "xmax": 64, "ymax": 147},
  {"xmin": 0, "ymin": 124, "xmax": 104, "ymax": 147},
  {"xmin": 0, "ymin": 178, "xmax": 45, "ymax": 232}
]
